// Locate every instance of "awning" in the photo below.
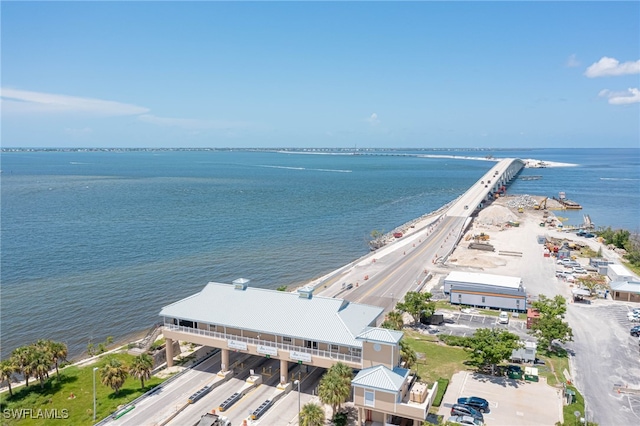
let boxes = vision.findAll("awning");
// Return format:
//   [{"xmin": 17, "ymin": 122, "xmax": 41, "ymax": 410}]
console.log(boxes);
[{"xmin": 572, "ymin": 288, "xmax": 590, "ymax": 297}]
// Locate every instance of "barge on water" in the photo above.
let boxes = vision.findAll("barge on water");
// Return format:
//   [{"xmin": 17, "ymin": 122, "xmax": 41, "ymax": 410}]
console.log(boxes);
[{"xmin": 553, "ymin": 191, "xmax": 582, "ymax": 209}]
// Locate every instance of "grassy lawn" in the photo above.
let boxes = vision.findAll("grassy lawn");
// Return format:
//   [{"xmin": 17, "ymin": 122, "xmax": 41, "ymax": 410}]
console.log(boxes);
[
  {"xmin": 534, "ymin": 348, "xmax": 571, "ymax": 388},
  {"xmin": 0, "ymin": 353, "xmax": 166, "ymax": 426},
  {"xmin": 403, "ymin": 330, "xmax": 472, "ymax": 384},
  {"xmin": 563, "ymin": 385, "xmax": 588, "ymax": 425}
]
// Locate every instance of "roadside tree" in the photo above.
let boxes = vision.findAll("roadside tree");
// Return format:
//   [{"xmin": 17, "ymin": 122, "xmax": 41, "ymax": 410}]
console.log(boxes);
[
  {"xmin": 130, "ymin": 353, "xmax": 154, "ymax": 388},
  {"xmin": 529, "ymin": 295, "xmax": 573, "ymax": 352},
  {"xmin": 396, "ymin": 291, "xmax": 435, "ymax": 324},
  {"xmin": 466, "ymin": 328, "xmax": 521, "ymax": 375},
  {"xmin": 299, "ymin": 402, "xmax": 325, "ymax": 426},
  {"xmin": 100, "ymin": 357, "xmax": 128, "ymax": 394}
]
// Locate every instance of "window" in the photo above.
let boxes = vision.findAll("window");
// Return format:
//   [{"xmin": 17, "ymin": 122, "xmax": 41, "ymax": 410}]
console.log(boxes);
[
  {"xmin": 330, "ymin": 345, "xmax": 339, "ymax": 352},
  {"xmin": 481, "ymin": 296, "xmax": 485, "ymax": 303},
  {"xmin": 283, "ymin": 336, "xmax": 292, "ymax": 344},
  {"xmin": 364, "ymin": 389, "xmax": 375, "ymax": 407},
  {"xmin": 304, "ymin": 340, "xmax": 318, "ymax": 349}
]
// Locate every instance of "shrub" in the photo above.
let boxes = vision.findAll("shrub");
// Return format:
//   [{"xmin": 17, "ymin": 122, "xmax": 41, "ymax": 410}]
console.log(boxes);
[
  {"xmin": 439, "ymin": 335, "xmax": 472, "ymax": 348},
  {"xmin": 332, "ymin": 411, "xmax": 348, "ymax": 426},
  {"xmin": 432, "ymin": 378, "xmax": 449, "ymax": 407}
]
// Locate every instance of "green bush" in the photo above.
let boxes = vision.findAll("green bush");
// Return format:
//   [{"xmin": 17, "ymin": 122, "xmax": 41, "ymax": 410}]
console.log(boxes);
[
  {"xmin": 432, "ymin": 378, "xmax": 449, "ymax": 407},
  {"xmin": 439, "ymin": 335, "xmax": 472, "ymax": 348},
  {"xmin": 332, "ymin": 411, "xmax": 348, "ymax": 426}
]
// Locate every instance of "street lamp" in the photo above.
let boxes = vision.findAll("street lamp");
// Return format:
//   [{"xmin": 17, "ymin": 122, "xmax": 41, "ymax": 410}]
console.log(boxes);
[
  {"xmin": 93, "ymin": 367, "xmax": 99, "ymax": 421},
  {"xmin": 294, "ymin": 379, "xmax": 301, "ymax": 424}
]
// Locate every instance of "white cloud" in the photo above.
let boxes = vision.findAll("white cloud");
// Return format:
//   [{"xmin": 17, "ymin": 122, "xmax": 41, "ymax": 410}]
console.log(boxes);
[
  {"xmin": 366, "ymin": 112, "xmax": 380, "ymax": 126},
  {"xmin": 597, "ymin": 88, "xmax": 640, "ymax": 105},
  {"xmin": 585, "ymin": 57, "xmax": 640, "ymax": 78},
  {"xmin": 137, "ymin": 114, "xmax": 249, "ymax": 130},
  {"xmin": 566, "ymin": 54, "xmax": 580, "ymax": 68},
  {"xmin": 0, "ymin": 88, "xmax": 149, "ymax": 115}
]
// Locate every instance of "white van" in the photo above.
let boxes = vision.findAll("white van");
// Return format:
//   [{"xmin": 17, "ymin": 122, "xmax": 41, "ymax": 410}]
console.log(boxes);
[{"xmin": 498, "ymin": 311, "xmax": 509, "ymax": 324}]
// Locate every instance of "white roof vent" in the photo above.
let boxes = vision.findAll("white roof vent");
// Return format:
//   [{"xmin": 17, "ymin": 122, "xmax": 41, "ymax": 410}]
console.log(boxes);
[
  {"xmin": 297, "ymin": 286, "xmax": 314, "ymax": 299},
  {"xmin": 233, "ymin": 278, "xmax": 250, "ymax": 290}
]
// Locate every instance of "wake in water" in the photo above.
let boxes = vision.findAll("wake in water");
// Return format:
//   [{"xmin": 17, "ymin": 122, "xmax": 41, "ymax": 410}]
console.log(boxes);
[
  {"xmin": 600, "ymin": 177, "xmax": 639, "ymax": 181},
  {"xmin": 257, "ymin": 165, "xmax": 352, "ymax": 173}
]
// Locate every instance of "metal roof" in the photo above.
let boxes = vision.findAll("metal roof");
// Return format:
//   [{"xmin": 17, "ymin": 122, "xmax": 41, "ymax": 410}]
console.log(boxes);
[
  {"xmin": 445, "ymin": 271, "xmax": 522, "ymax": 289},
  {"xmin": 351, "ymin": 365, "xmax": 409, "ymax": 393},
  {"xmin": 610, "ymin": 280, "xmax": 640, "ymax": 293},
  {"xmin": 356, "ymin": 327, "xmax": 404, "ymax": 344},
  {"xmin": 609, "ymin": 264, "xmax": 637, "ymax": 278},
  {"xmin": 159, "ymin": 282, "xmax": 384, "ymax": 347}
]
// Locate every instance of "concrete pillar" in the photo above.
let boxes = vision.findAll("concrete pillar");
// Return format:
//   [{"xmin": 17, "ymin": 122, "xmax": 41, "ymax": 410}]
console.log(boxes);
[
  {"xmin": 280, "ymin": 359, "xmax": 289, "ymax": 384},
  {"xmin": 357, "ymin": 407, "xmax": 363, "ymax": 426},
  {"xmin": 166, "ymin": 337, "xmax": 174, "ymax": 367},
  {"xmin": 221, "ymin": 348, "xmax": 229, "ymax": 372}
]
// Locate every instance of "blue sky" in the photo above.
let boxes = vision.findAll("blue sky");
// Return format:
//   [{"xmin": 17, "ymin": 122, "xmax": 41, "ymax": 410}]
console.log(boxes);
[{"xmin": 1, "ymin": 1, "xmax": 639, "ymax": 148}]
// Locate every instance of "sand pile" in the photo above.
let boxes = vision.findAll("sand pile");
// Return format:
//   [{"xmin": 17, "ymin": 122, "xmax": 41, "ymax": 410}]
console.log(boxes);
[{"xmin": 477, "ymin": 204, "xmax": 518, "ymax": 226}]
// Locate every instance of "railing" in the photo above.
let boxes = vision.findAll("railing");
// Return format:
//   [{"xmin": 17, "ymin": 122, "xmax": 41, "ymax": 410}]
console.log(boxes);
[{"xmin": 163, "ymin": 323, "xmax": 362, "ymax": 364}]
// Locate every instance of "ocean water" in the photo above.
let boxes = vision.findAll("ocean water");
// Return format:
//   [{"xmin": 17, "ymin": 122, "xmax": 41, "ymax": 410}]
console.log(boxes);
[{"xmin": 1, "ymin": 148, "xmax": 638, "ymax": 359}]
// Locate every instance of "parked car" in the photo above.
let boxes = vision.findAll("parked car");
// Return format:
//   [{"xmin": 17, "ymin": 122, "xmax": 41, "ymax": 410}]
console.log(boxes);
[
  {"xmin": 447, "ymin": 415, "xmax": 484, "ymax": 426},
  {"xmin": 457, "ymin": 396, "xmax": 489, "ymax": 413},
  {"xmin": 498, "ymin": 311, "xmax": 509, "ymax": 324},
  {"xmin": 450, "ymin": 404, "xmax": 484, "ymax": 422},
  {"xmin": 572, "ymin": 267, "xmax": 588, "ymax": 275},
  {"xmin": 564, "ymin": 274, "xmax": 576, "ymax": 283},
  {"xmin": 533, "ymin": 358, "xmax": 546, "ymax": 365},
  {"xmin": 630, "ymin": 325, "xmax": 640, "ymax": 337}
]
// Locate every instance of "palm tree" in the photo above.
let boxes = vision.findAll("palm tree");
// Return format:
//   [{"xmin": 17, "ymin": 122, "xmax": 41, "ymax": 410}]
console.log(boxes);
[
  {"xmin": 318, "ymin": 369, "xmax": 350, "ymax": 418},
  {"xmin": 381, "ymin": 310, "xmax": 404, "ymax": 330},
  {"xmin": 0, "ymin": 359, "xmax": 17, "ymax": 397},
  {"xmin": 31, "ymin": 350, "xmax": 51, "ymax": 388},
  {"xmin": 11, "ymin": 346, "xmax": 34, "ymax": 388},
  {"xmin": 100, "ymin": 358, "xmax": 128, "ymax": 394},
  {"xmin": 33, "ymin": 340, "xmax": 54, "ymax": 380},
  {"xmin": 130, "ymin": 353, "xmax": 154, "ymax": 388},
  {"xmin": 328, "ymin": 362, "xmax": 353, "ymax": 413},
  {"xmin": 399, "ymin": 339, "xmax": 417, "ymax": 370},
  {"xmin": 299, "ymin": 402, "xmax": 325, "ymax": 426},
  {"xmin": 49, "ymin": 341, "xmax": 68, "ymax": 379}
]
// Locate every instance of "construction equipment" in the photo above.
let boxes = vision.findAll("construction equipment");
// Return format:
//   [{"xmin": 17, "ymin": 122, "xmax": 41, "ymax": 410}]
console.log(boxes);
[
  {"xmin": 540, "ymin": 197, "xmax": 548, "ymax": 210},
  {"xmin": 518, "ymin": 206, "xmax": 524, "ymax": 213},
  {"xmin": 473, "ymin": 233, "xmax": 490, "ymax": 242}
]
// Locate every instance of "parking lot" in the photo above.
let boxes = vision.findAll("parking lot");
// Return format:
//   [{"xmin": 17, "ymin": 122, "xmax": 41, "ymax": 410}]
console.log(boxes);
[
  {"xmin": 416, "ymin": 309, "xmax": 532, "ymax": 342},
  {"xmin": 438, "ymin": 370, "xmax": 563, "ymax": 425},
  {"xmin": 566, "ymin": 301, "xmax": 640, "ymax": 425}
]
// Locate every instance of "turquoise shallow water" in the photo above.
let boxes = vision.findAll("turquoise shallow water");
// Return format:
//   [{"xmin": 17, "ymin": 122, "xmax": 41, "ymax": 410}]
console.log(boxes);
[{"xmin": 1, "ymin": 148, "xmax": 638, "ymax": 358}]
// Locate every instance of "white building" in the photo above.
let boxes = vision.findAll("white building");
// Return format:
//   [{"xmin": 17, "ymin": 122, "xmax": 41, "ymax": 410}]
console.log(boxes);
[
  {"xmin": 444, "ymin": 271, "xmax": 527, "ymax": 312},
  {"xmin": 607, "ymin": 263, "xmax": 638, "ymax": 283}
]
